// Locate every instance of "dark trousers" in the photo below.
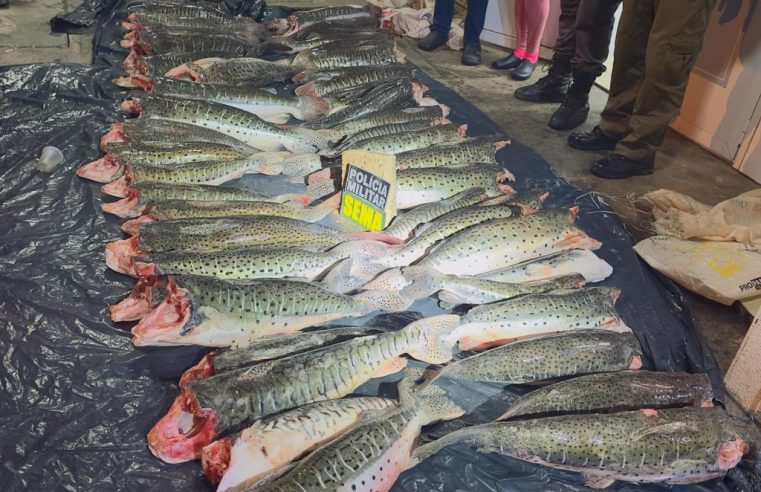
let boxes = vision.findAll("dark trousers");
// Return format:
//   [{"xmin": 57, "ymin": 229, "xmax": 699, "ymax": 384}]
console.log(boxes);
[
  {"xmin": 599, "ymin": 0, "xmax": 717, "ymax": 165},
  {"xmin": 430, "ymin": 0, "xmax": 489, "ymax": 46},
  {"xmin": 554, "ymin": 0, "xmax": 622, "ymax": 76}
]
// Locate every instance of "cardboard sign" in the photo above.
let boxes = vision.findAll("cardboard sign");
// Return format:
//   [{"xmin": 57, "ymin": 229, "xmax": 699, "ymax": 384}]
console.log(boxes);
[{"xmin": 340, "ymin": 150, "xmax": 397, "ymax": 231}]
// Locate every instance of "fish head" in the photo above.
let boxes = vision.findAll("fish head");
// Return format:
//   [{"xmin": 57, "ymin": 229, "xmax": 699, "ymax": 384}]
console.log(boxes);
[
  {"xmin": 121, "ymin": 214, "xmax": 158, "ymax": 236},
  {"xmin": 555, "ymin": 226, "xmax": 602, "ymax": 251},
  {"xmin": 100, "ymin": 123, "xmax": 127, "ymax": 151},
  {"xmin": 76, "ymin": 155, "xmax": 124, "ymax": 183},
  {"xmin": 105, "ymin": 235, "xmax": 143, "ymax": 276},
  {"xmin": 120, "ymin": 97, "xmax": 143, "ymax": 115},
  {"xmin": 100, "ymin": 172, "xmax": 133, "ymax": 198},
  {"xmin": 132, "ymin": 276, "xmax": 194, "ymax": 343},
  {"xmin": 109, "ymin": 275, "xmax": 166, "ymax": 323},
  {"xmin": 101, "ymin": 188, "xmax": 143, "ymax": 219}
]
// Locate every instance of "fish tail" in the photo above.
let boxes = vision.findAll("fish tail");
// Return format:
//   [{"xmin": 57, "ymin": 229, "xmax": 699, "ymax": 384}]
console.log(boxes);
[
  {"xmin": 399, "ymin": 266, "xmax": 444, "ymax": 299},
  {"xmin": 417, "ymin": 384, "xmax": 465, "ymax": 425},
  {"xmin": 405, "ymin": 314, "xmax": 460, "ymax": 364},
  {"xmin": 295, "ymin": 96, "xmax": 330, "ymax": 121},
  {"xmin": 353, "ymin": 289, "xmax": 411, "ymax": 314},
  {"xmin": 410, "ymin": 426, "xmax": 493, "ymax": 467}
]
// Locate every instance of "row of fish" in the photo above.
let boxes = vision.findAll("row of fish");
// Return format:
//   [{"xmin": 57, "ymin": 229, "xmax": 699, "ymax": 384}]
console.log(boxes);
[{"xmin": 74, "ymin": 2, "xmax": 757, "ymax": 490}]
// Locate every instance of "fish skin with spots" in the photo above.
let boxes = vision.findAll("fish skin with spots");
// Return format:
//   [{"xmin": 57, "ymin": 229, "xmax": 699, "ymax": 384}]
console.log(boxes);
[
  {"xmin": 394, "ymin": 135, "xmax": 509, "ymax": 170},
  {"xmin": 416, "ymin": 208, "xmax": 602, "ymax": 277},
  {"xmin": 411, "ymin": 407, "xmax": 755, "ymax": 489},
  {"xmin": 146, "ymin": 315, "xmax": 461, "ymax": 463},
  {"xmin": 440, "ymin": 329, "xmax": 642, "ymax": 383},
  {"xmin": 500, "ymin": 371, "xmax": 715, "ymax": 420},
  {"xmin": 131, "ymin": 275, "xmax": 412, "ymax": 347},
  {"xmin": 453, "ymin": 287, "xmax": 631, "ymax": 350}
]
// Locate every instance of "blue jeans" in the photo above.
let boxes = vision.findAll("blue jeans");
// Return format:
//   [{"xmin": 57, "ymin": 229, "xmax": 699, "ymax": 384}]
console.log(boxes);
[{"xmin": 430, "ymin": 0, "xmax": 489, "ymax": 46}]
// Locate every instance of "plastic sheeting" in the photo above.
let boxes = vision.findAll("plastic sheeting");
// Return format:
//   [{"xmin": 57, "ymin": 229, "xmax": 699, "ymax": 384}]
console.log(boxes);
[{"xmin": 0, "ymin": 6, "xmax": 758, "ymax": 492}]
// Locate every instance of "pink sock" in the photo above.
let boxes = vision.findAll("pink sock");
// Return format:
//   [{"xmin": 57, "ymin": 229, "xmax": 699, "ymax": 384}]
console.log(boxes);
[
  {"xmin": 514, "ymin": 48, "xmax": 527, "ymax": 59},
  {"xmin": 525, "ymin": 51, "xmax": 539, "ymax": 63}
]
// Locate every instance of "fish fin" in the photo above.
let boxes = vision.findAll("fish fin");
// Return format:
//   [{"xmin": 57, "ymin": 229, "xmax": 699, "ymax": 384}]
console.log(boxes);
[
  {"xmin": 263, "ymin": 113, "xmax": 291, "ymax": 125},
  {"xmin": 295, "ymin": 80, "xmax": 316, "ymax": 96},
  {"xmin": 353, "ymin": 231, "xmax": 403, "ymax": 245},
  {"xmin": 582, "ymin": 474, "xmax": 616, "ymax": 489},
  {"xmin": 417, "ymin": 384, "xmax": 465, "ymax": 425},
  {"xmin": 260, "ymin": 87, "xmax": 278, "ymax": 95},
  {"xmin": 436, "ymin": 290, "xmax": 468, "ymax": 306},
  {"xmin": 361, "ymin": 268, "xmax": 408, "ymax": 292},
  {"xmin": 281, "ymin": 153, "xmax": 323, "ymax": 176},
  {"xmin": 354, "ymin": 289, "xmax": 411, "ymax": 313},
  {"xmin": 304, "ymin": 179, "xmax": 336, "ymax": 201},
  {"xmin": 321, "ymin": 257, "xmax": 359, "ymax": 293},
  {"xmin": 410, "ymin": 426, "xmax": 486, "ymax": 467},
  {"xmin": 398, "ymin": 266, "xmax": 444, "ymax": 300},
  {"xmin": 295, "ymin": 96, "xmax": 330, "ymax": 121},
  {"xmin": 371, "ymin": 356, "xmax": 408, "ymax": 378},
  {"xmin": 406, "ymin": 315, "xmax": 460, "ymax": 364},
  {"xmin": 312, "ymin": 192, "xmax": 342, "ymax": 219}
]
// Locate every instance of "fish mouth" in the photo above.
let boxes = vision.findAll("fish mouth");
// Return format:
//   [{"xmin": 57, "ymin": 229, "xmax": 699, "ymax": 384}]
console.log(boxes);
[
  {"xmin": 201, "ymin": 437, "xmax": 232, "ymax": 485},
  {"xmin": 132, "ymin": 277, "xmax": 193, "ymax": 346},
  {"xmin": 76, "ymin": 155, "xmax": 123, "ymax": 183},
  {"xmin": 110, "ymin": 276, "xmax": 165, "ymax": 322},
  {"xmin": 105, "ymin": 235, "xmax": 143, "ymax": 276},
  {"xmin": 147, "ymin": 359, "xmax": 218, "ymax": 464},
  {"xmin": 102, "ymin": 189, "xmax": 143, "ymax": 218}
]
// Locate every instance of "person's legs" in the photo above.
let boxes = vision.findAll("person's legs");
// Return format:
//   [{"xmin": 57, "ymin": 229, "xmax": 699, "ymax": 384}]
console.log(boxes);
[
  {"xmin": 549, "ymin": 0, "xmax": 622, "ymax": 130},
  {"xmin": 514, "ymin": 0, "xmax": 528, "ymax": 59},
  {"xmin": 461, "ymin": 0, "xmax": 489, "ymax": 65},
  {"xmin": 512, "ymin": 0, "xmax": 577, "ymax": 99},
  {"xmin": 567, "ymin": 0, "xmax": 653, "ymax": 149},
  {"xmin": 418, "ymin": 0, "xmax": 455, "ymax": 51},
  {"xmin": 609, "ymin": 0, "xmax": 717, "ymax": 167},
  {"xmin": 524, "ymin": 0, "xmax": 550, "ymax": 63}
]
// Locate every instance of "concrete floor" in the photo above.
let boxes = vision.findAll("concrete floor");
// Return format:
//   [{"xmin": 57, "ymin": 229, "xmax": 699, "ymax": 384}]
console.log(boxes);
[{"xmin": 0, "ymin": 2, "xmax": 756, "ymax": 376}]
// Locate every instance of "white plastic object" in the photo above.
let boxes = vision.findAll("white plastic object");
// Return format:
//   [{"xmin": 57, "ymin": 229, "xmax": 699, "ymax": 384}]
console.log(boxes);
[{"xmin": 36, "ymin": 146, "xmax": 64, "ymax": 172}]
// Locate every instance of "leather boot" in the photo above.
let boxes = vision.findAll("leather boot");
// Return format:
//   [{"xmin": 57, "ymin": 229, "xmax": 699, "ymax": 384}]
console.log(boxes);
[
  {"xmin": 514, "ymin": 54, "xmax": 571, "ymax": 103},
  {"xmin": 511, "ymin": 59, "xmax": 537, "ymax": 81},
  {"xmin": 418, "ymin": 31, "xmax": 448, "ymax": 51},
  {"xmin": 568, "ymin": 126, "xmax": 619, "ymax": 151},
  {"xmin": 462, "ymin": 43, "xmax": 482, "ymax": 66},
  {"xmin": 549, "ymin": 70, "xmax": 596, "ymax": 130}
]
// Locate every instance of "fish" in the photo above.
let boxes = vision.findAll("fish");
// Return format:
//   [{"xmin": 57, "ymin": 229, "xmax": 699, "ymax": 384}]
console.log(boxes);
[
  {"xmin": 262, "ymin": 28, "xmax": 388, "ymax": 53},
  {"xmin": 253, "ymin": 374, "xmax": 464, "ymax": 492},
  {"xmin": 101, "ymin": 181, "xmax": 330, "ymax": 219},
  {"xmin": 165, "ymin": 57, "xmax": 301, "ymax": 86},
  {"xmin": 416, "ymin": 208, "xmax": 602, "ymax": 276},
  {"xmin": 396, "ymin": 164, "xmax": 514, "ymax": 210},
  {"xmin": 291, "ymin": 44, "xmax": 404, "ymax": 70},
  {"xmin": 279, "ymin": 5, "xmax": 375, "ymax": 34},
  {"xmin": 453, "ymin": 287, "xmax": 631, "ymax": 350},
  {"xmin": 326, "ymin": 105, "xmax": 448, "ymax": 139},
  {"xmin": 441, "ymin": 330, "xmax": 642, "ymax": 384},
  {"xmin": 122, "ymin": 11, "xmax": 264, "ymax": 35},
  {"xmin": 278, "ymin": 15, "xmax": 380, "ymax": 40},
  {"xmin": 303, "ymin": 79, "xmax": 416, "ymax": 129},
  {"xmin": 383, "ymin": 187, "xmax": 487, "ymax": 241},
  {"xmin": 99, "ymin": 152, "xmax": 295, "ymax": 193},
  {"xmin": 203, "ymin": 397, "xmax": 399, "ymax": 491},
  {"xmin": 131, "ymin": 240, "xmax": 386, "ymax": 280},
  {"xmin": 411, "ymin": 407, "xmax": 755, "ymax": 489},
  {"xmin": 295, "ymin": 64, "xmax": 414, "ymax": 97},
  {"xmin": 480, "ymin": 248, "xmax": 614, "ymax": 284},
  {"xmin": 395, "ymin": 135, "xmax": 510, "ymax": 170},
  {"xmin": 146, "ymin": 315, "xmax": 461, "ymax": 462},
  {"xmin": 113, "ymin": 76, "xmax": 330, "ymax": 124},
  {"xmin": 208, "ymin": 326, "xmax": 384, "ymax": 371},
  {"xmin": 109, "ymin": 275, "xmax": 167, "ymax": 322},
  {"xmin": 345, "ymin": 123, "xmax": 467, "ymax": 156},
  {"xmin": 120, "ymin": 193, "xmax": 339, "ymax": 235},
  {"xmin": 122, "ymin": 29, "xmax": 258, "ymax": 57},
  {"xmin": 78, "ymin": 141, "xmax": 256, "ymax": 183},
  {"xmin": 123, "ymin": 49, "xmax": 232, "ymax": 77},
  {"xmin": 370, "ymin": 201, "xmax": 526, "ymax": 270},
  {"xmin": 399, "ymin": 266, "xmax": 587, "ymax": 305},
  {"xmin": 131, "ymin": 275, "xmax": 413, "ymax": 348},
  {"xmin": 499, "ymin": 371, "xmax": 714, "ymax": 420},
  {"xmin": 99, "ymin": 119, "xmax": 258, "ymax": 152},
  {"xmin": 128, "ymin": 1, "xmax": 229, "ymax": 19},
  {"xmin": 325, "ymin": 120, "xmax": 443, "ymax": 157},
  {"xmin": 105, "ymin": 214, "xmax": 394, "ymax": 274},
  {"xmin": 123, "ymin": 96, "xmax": 330, "ymax": 152}
]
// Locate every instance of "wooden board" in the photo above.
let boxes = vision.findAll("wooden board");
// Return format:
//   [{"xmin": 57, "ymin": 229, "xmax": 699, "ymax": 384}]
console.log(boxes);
[{"xmin": 725, "ymin": 306, "xmax": 761, "ymax": 419}]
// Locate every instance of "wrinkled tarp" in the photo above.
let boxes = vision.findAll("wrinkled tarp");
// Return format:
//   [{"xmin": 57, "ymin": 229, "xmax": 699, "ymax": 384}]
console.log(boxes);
[{"xmin": 0, "ymin": 3, "xmax": 758, "ymax": 490}]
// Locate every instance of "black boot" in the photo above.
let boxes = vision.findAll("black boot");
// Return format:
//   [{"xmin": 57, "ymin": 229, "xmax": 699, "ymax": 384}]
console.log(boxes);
[
  {"xmin": 514, "ymin": 54, "xmax": 571, "ymax": 102},
  {"xmin": 568, "ymin": 126, "xmax": 619, "ymax": 151},
  {"xmin": 462, "ymin": 43, "xmax": 482, "ymax": 66},
  {"xmin": 418, "ymin": 31, "xmax": 448, "ymax": 51},
  {"xmin": 549, "ymin": 70, "xmax": 596, "ymax": 131}
]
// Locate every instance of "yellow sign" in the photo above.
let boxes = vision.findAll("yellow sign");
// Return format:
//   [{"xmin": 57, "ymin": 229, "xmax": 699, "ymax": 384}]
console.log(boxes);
[{"xmin": 341, "ymin": 150, "xmax": 397, "ymax": 231}]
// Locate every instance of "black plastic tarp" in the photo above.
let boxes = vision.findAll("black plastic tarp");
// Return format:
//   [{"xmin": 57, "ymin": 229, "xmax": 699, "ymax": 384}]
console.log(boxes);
[{"xmin": 1, "ymin": 3, "xmax": 758, "ymax": 491}]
